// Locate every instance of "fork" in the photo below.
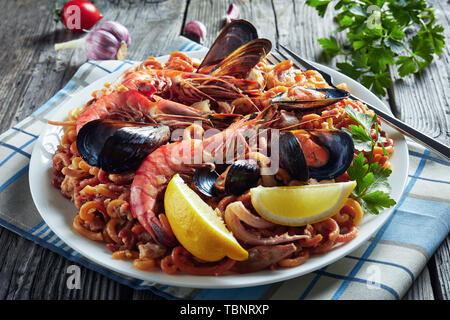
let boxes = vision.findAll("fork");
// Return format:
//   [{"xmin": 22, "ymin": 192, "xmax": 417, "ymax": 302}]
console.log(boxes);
[{"xmin": 267, "ymin": 45, "xmax": 450, "ymax": 160}]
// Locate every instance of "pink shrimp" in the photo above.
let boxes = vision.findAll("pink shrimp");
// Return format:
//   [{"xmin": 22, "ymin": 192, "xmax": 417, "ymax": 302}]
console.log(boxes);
[
  {"xmin": 130, "ymin": 112, "xmax": 272, "ymax": 247},
  {"xmin": 75, "ymin": 90, "xmax": 207, "ymax": 133}
]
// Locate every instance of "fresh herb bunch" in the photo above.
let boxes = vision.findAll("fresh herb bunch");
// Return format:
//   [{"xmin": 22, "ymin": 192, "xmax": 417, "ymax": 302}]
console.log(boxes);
[
  {"xmin": 306, "ymin": 0, "xmax": 445, "ymax": 96},
  {"xmin": 344, "ymin": 106, "xmax": 396, "ymax": 214}
]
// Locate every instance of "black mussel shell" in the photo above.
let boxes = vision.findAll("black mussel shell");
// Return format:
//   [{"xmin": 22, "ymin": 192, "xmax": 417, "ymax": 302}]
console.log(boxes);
[
  {"xmin": 279, "ymin": 132, "xmax": 309, "ymax": 181},
  {"xmin": 76, "ymin": 119, "xmax": 116, "ymax": 167},
  {"xmin": 77, "ymin": 119, "xmax": 170, "ymax": 173},
  {"xmin": 193, "ymin": 166, "xmax": 226, "ymax": 197},
  {"xmin": 279, "ymin": 129, "xmax": 354, "ymax": 181},
  {"xmin": 271, "ymin": 88, "xmax": 350, "ymax": 110},
  {"xmin": 307, "ymin": 130, "xmax": 354, "ymax": 181},
  {"xmin": 208, "ymin": 39, "xmax": 272, "ymax": 79},
  {"xmin": 225, "ymin": 159, "xmax": 260, "ymax": 195},
  {"xmin": 197, "ymin": 20, "xmax": 258, "ymax": 73},
  {"xmin": 193, "ymin": 160, "xmax": 260, "ymax": 197}
]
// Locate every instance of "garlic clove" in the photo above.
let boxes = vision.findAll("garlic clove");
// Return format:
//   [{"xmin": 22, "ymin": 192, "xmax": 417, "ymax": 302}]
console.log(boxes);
[
  {"xmin": 225, "ymin": 3, "xmax": 239, "ymax": 25},
  {"xmin": 85, "ymin": 30, "xmax": 120, "ymax": 60},
  {"xmin": 183, "ymin": 20, "xmax": 207, "ymax": 42}
]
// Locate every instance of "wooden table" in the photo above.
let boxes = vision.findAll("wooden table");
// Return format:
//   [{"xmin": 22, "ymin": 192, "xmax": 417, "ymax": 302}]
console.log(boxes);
[{"xmin": 0, "ymin": 0, "xmax": 448, "ymax": 300}]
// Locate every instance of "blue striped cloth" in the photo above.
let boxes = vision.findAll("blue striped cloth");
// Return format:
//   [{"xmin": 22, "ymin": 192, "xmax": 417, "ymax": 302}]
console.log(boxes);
[{"xmin": 0, "ymin": 37, "xmax": 448, "ymax": 300}]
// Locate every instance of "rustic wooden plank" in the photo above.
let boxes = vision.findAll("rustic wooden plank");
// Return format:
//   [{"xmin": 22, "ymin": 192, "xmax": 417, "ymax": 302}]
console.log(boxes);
[
  {"xmin": 272, "ymin": 0, "xmax": 330, "ymax": 59},
  {"xmin": 388, "ymin": 0, "xmax": 450, "ymax": 145},
  {"xmin": 0, "ymin": 0, "xmax": 89, "ymax": 135},
  {"xmin": 428, "ymin": 236, "xmax": 450, "ymax": 300},
  {"xmin": 0, "ymin": 225, "xmax": 132, "ymax": 299},
  {"xmin": 238, "ymin": 0, "xmax": 278, "ymax": 43},
  {"xmin": 403, "ymin": 266, "xmax": 435, "ymax": 300}
]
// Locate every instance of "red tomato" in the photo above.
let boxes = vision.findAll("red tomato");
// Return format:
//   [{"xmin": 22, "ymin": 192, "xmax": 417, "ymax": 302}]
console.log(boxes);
[{"xmin": 61, "ymin": 0, "xmax": 103, "ymax": 32}]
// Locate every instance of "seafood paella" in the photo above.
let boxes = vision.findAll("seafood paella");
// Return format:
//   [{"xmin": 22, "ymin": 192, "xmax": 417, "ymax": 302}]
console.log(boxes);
[{"xmin": 50, "ymin": 20, "xmax": 395, "ymax": 276}]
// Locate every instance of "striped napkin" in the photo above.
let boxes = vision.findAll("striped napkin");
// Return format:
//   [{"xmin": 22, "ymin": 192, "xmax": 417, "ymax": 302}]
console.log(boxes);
[{"xmin": 0, "ymin": 37, "xmax": 448, "ymax": 300}]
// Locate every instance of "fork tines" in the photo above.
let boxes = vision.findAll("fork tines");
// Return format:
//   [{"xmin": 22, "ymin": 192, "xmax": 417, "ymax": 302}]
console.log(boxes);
[
  {"xmin": 267, "ymin": 48, "xmax": 305, "ymax": 71},
  {"xmin": 275, "ymin": 45, "xmax": 334, "ymax": 85}
]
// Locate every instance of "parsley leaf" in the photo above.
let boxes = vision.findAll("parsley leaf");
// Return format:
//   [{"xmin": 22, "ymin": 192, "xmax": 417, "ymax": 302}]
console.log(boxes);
[
  {"xmin": 344, "ymin": 105, "xmax": 375, "ymax": 130},
  {"xmin": 306, "ymin": 0, "xmax": 445, "ymax": 96},
  {"xmin": 343, "ymin": 125, "xmax": 372, "ymax": 152},
  {"xmin": 344, "ymin": 107, "xmax": 396, "ymax": 215},
  {"xmin": 347, "ymin": 153, "xmax": 372, "ymax": 195},
  {"xmin": 397, "ymin": 56, "xmax": 417, "ymax": 77},
  {"xmin": 366, "ymin": 163, "xmax": 392, "ymax": 195},
  {"xmin": 305, "ymin": 0, "xmax": 331, "ymax": 17},
  {"xmin": 336, "ymin": 61, "xmax": 364, "ymax": 80},
  {"xmin": 318, "ymin": 37, "xmax": 342, "ymax": 56},
  {"xmin": 361, "ymin": 191, "xmax": 397, "ymax": 215}
]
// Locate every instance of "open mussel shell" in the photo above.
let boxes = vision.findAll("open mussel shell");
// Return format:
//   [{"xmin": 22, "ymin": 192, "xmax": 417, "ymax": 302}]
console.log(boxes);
[
  {"xmin": 77, "ymin": 119, "xmax": 170, "ymax": 173},
  {"xmin": 271, "ymin": 88, "xmax": 349, "ymax": 110},
  {"xmin": 197, "ymin": 20, "xmax": 258, "ymax": 73},
  {"xmin": 279, "ymin": 132, "xmax": 309, "ymax": 181},
  {"xmin": 307, "ymin": 130, "xmax": 354, "ymax": 181},
  {"xmin": 193, "ymin": 166, "xmax": 225, "ymax": 197},
  {"xmin": 76, "ymin": 120, "xmax": 115, "ymax": 168},
  {"xmin": 208, "ymin": 39, "xmax": 272, "ymax": 79},
  {"xmin": 279, "ymin": 129, "xmax": 354, "ymax": 181},
  {"xmin": 193, "ymin": 160, "xmax": 260, "ymax": 197}
]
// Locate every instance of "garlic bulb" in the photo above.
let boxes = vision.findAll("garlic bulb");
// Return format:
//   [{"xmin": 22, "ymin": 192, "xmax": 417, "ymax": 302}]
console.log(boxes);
[{"xmin": 54, "ymin": 21, "xmax": 131, "ymax": 60}]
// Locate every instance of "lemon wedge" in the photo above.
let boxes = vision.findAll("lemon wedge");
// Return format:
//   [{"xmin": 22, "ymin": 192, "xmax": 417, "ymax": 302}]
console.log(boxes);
[
  {"xmin": 250, "ymin": 181, "xmax": 357, "ymax": 226},
  {"xmin": 164, "ymin": 174, "xmax": 248, "ymax": 262}
]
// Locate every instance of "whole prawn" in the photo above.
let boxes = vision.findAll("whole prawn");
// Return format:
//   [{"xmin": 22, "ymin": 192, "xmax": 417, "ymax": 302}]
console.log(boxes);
[
  {"xmin": 75, "ymin": 90, "xmax": 210, "ymax": 134},
  {"xmin": 130, "ymin": 111, "xmax": 273, "ymax": 247},
  {"xmin": 119, "ymin": 68, "xmax": 261, "ymax": 105}
]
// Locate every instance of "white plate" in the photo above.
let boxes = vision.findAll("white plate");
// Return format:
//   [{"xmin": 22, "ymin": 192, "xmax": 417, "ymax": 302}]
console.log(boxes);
[{"xmin": 29, "ymin": 51, "xmax": 409, "ymax": 289}]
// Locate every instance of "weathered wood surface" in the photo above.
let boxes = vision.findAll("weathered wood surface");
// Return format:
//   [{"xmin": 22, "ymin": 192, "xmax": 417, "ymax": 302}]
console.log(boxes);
[{"xmin": 0, "ymin": 0, "xmax": 448, "ymax": 300}]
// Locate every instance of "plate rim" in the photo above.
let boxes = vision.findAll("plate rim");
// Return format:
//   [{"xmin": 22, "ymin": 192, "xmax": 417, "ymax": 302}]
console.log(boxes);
[{"xmin": 29, "ymin": 51, "xmax": 409, "ymax": 289}]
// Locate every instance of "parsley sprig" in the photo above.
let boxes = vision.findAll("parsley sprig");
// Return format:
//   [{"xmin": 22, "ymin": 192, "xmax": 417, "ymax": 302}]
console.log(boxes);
[
  {"xmin": 306, "ymin": 0, "xmax": 445, "ymax": 96},
  {"xmin": 343, "ymin": 106, "xmax": 396, "ymax": 214}
]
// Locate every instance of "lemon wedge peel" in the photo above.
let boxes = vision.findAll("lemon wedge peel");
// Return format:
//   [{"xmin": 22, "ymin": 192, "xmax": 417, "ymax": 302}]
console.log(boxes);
[
  {"xmin": 250, "ymin": 181, "xmax": 357, "ymax": 227},
  {"xmin": 164, "ymin": 174, "xmax": 248, "ymax": 262}
]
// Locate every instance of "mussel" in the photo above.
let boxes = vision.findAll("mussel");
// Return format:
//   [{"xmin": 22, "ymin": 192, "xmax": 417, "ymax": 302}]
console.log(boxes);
[
  {"xmin": 271, "ymin": 87, "xmax": 349, "ymax": 110},
  {"xmin": 279, "ymin": 129, "xmax": 354, "ymax": 181},
  {"xmin": 279, "ymin": 132, "xmax": 309, "ymax": 182},
  {"xmin": 196, "ymin": 19, "xmax": 272, "ymax": 79},
  {"xmin": 194, "ymin": 159, "xmax": 260, "ymax": 197},
  {"xmin": 207, "ymin": 39, "xmax": 272, "ymax": 79},
  {"xmin": 197, "ymin": 20, "xmax": 259, "ymax": 73},
  {"xmin": 193, "ymin": 166, "xmax": 225, "ymax": 197},
  {"xmin": 77, "ymin": 119, "xmax": 170, "ymax": 173}
]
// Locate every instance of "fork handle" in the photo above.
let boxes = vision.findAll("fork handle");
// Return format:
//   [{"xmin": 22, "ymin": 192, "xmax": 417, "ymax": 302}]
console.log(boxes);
[{"xmin": 350, "ymin": 94, "xmax": 450, "ymax": 160}]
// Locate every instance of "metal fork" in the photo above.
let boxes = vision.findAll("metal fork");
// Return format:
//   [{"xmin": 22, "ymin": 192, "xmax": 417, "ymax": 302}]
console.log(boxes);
[{"xmin": 267, "ymin": 45, "xmax": 450, "ymax": 160}]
